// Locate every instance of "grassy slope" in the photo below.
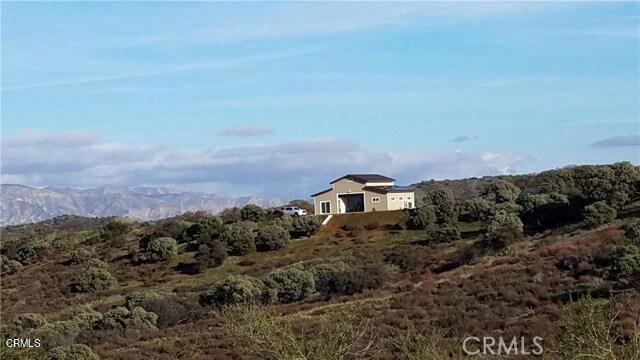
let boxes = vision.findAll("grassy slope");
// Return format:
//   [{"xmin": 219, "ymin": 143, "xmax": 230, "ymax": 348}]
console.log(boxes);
[{"xmin": 1, "ymin": 213, "xmax": 639, "ymax": 359}]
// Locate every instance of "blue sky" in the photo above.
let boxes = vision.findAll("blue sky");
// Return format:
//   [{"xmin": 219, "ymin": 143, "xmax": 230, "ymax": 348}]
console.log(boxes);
[{"xmin": 2, "ymin": 2, "xmax": 639, "ymax": 198}]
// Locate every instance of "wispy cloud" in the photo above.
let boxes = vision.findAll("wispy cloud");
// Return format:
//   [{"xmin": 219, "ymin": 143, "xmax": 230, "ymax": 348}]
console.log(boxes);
[
  {"xmin": 215, "ymin": 124, "xmax": 274, "ymax": 137},
  {"xmin": 451, "ymin": 135, "xmax": 478, "ymax": 143},
  {"xmin": 590, "ymin": 134, "xmax": 640, "ymax": 148},
  {"xmin": 1, "ymin": 130, "xmax": 526, "ymax": 197}
]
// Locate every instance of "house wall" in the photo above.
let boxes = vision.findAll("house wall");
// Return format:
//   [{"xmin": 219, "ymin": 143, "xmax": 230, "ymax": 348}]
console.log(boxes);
[
  {"xmin": 386, "ymin": 192, "xmax": 415, "ymax": 210},
  {"xmin": 313, "ymin": 191, "xmax": 336, "ymax": 215},
  {"xmin": 364, "ymin": 191, "xmax": 388, "ymax": 212}
]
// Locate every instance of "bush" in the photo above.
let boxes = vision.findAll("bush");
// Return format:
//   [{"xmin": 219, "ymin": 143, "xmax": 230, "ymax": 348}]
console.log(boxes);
[
  {"xmin": 7, "ymin": 313, "xmax": 47, "ymax": 334},
  {"xmin": 240, "ymin": 204, "xmax": 266, "ymax": 222},
  {"xmin": 484, "ymin": 210, "xmax": 524, "ymax": 249},
  {"xmin": 97, "ymin": 306, "xmax": 158, "ymax": 333},
  {"xmin": 334, "ymin": 263, "xmax": 387, "ymax": 295},
  {"xmin": 429, "ymin": 224, "xmax": 461, "ymax": 244},
  {"xmin": 199, "ymin": 275, "xmax": 265, "ymax": 307},
  {"xmin": 101, "ymin": 219, "xmax": 132, "ymax": 247},
  {"xmin": 272, "ymin": 214, "xmax": 294, "ymax": 231},
  {"xmin": 384, "ymin": 246, "xmax": 425, "ymax": 272},
  {"xmin": 623, "ymin": 221, "xmax": 640, "ymax": 245},
  {"xmin": 290, "ymin": 216, "xmax": 321, "ymax": 237},
  {"xmin": 481, "ymin": 180, "xmax": 521, "ymax": 203},
  {"xmin": 263, "ymin": 267, "xmax": 315, "ymax": 303},
  {"xmin": 15, "ymin": 241, "xmax": 50, "ymax": 264},
  {"xmin": 400, "ymin": 206, "xmax": 437, "ymax": 230},
  {"xmin": 48, "ymin": 344, "xmax": 99, "ymax": 360},
  {"xmin": 256, "ymin": 225, "xmax": 290, "ymax": 251},
  {"xmin": 69, "ymin": 248, "xmax": 94, "ymax": 264},
  {"xmin": 583, "ymin": 201, "xmax": 617, "ymax": 228},
  {"xmin": 70, "ymin": 261, "xmax": 116, "ymax": 293},
  {"xmin": 140, "ymin": 295, "xmax": 203, "ymax": 328},
  {"xmin": 219, "ymin": 221, "xmax": 257, "ymax": 256},
  {"xmin": 1, "ymin": 255, "xmax": 22, "ymax": 275},
  {"xmin": 180, "ymin": 216, "xmax": 223, "ymax": 244},
  {"xmin": 364, "ymin": 222, "xmax": 380, "ymax": 230},
  {"xmin": 609, "ymin": 245, "xmax": 640, "ymax": 279},
  {"xmin": 464, "ymin": 197, "xmax": 496, "ymax": 221},
  {"xmin": 125, "ymin": 290, "xmax": 165, "ymax": 310},
  {"xmin": 422, "ymin": 189, "xmax": 457, "ymax": 224},
  {"xmin": 145, "ymin": 237, "xmax": 177, "ymax": 262},
  {"xmin": 195, "ymin": 241, "xmax": 227, "ymax": 272},
  {"xmin": 311, "ymin": 262, "xmax": 350, "ymax": 295}
]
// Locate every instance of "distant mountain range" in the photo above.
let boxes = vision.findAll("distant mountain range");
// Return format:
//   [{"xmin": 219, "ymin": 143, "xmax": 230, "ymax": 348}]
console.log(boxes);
[{"xmin": 0, "ymin": 184, "xmax": 284, "ymax": 226}]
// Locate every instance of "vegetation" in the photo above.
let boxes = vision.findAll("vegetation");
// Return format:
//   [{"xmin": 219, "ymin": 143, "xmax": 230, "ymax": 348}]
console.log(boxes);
[
  {"xmin": 1, "ymin": 163, "xmax": 638, "ymax": 359},
  {"xmin": 256, "ymin": 224, "xmax": 290, "ymax": 251}
]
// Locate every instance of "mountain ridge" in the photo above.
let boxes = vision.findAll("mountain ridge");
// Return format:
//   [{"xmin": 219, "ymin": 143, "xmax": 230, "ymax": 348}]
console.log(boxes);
[{"xmin": 0, "ymin": 184, "xmax": 283, "ymax": 225}]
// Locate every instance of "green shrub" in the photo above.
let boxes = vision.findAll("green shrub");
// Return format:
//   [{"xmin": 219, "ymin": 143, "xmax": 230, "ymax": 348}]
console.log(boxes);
[
  {"xmin": 481, "ymin": 180, "xmax": 521, "ymax": 203},
  {"xmin": 272, "ymin": 214, "xmax": 294, "ymax": 231},
  {"xmin": 7, "ymin": 313, "xmax": 47, "ymax": 335},
  {"xmin": 464, "ymin": 197, "xmax": 495, "ymax": 221},
  {"xmin": 69, "ymin": 248, "xmax": 94, "ymax": 264},
  {"xmin": 48, "ymin": 344, "xmax": 99, "ymax": 360},
  {"xmin": 263, "ymin": 267, "xmax": 315, "ymax": 303},
  {"xmin": 1, "ymin": 255, "xmax": 22, "ymax": 275},
  {"xmin": 583, "ymin": 201, "xmax": 617, "ymax": 228},
  {"xmin": 15, "ymin": 241, "xmax": 50, "ymax": 264},
  {"xmin": 384, "ymin": 246, "xmax": 425, "ymax": 272},
  {"xmin": 180, "ymin": 216, "xmax": 223, "ymax": 244},
  {"xmin": 609, "ymin": 245, "xmax": 640, "ymax": 279},
  {"xmin": 219, "ymin": 221, "xmax": 257, "ymax": 256},
  {"xmin": 97, "ymin": 306, "xmax": 158, "ymax": 333},
  {"xmin": 290, "ymin": 216, "xmax": 321, "ymax": 237},
  {"xmin": 422, "ymin": 189, "xmax": 457, "ymax": 224},
  {"xmin": 138, "ymin": 295, "xmax": 203, "ymax": 328},
  {"xmin": 333, "ymin": 263, "xmax": 388, "ymax": 295},
  {"xmin": 69, "ymin": 261, "xmax": 116, "ymax": 293},
  {"xmin": 400, "ymin": 206, "xmax": 437, "ymax": 230},
  {"xmin": 556, "ymin": 297, "xmax": 638, "ymax": 359},
  {"xmin": 484, "ymin": 210, "xmax": 524, "ymax": 249},
  {"xmin": 101, "ymin": 219, "xmax": 132, "ymax": 247},
  {"xmin": 623, "ymin": 221, "xmax": 640, "ymax": 245},
  {"xmin": 125, "ymin": 290, "xmax": 165, "ymax": 310},
  {"xmin": 311, "ymin": 262, "xmax": 350, "ymax": 295},
  {"xmin": 240, "ymin": 204, "xmax": 266, "ymax": 222},
  {"xmin": 429, "ymin": 224, "xmax": 461, "ymax": 244},
  {"xmin": 199, "ymin": 275, "xmax": 265, "ymax": 307},
  {"xmin": 256, "ymin": 224, "xmax": 290, "ymax": 251},
  {"xmin": 145, "ymin": 237, "xmax": 177, "ymax": 262},
  {"xmin": 195, "ymin": 241, "xmax": 227, "ymax": 272}
]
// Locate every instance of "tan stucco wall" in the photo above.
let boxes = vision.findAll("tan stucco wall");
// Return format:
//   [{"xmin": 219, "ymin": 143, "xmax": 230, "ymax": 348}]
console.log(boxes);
[
  {"xmin": 313, "ymin": 179, "xmax": 414, "ymax": 214},
  {"xmin": 386, "ymin": 192, "xmax": 415, "ymax": 210}
]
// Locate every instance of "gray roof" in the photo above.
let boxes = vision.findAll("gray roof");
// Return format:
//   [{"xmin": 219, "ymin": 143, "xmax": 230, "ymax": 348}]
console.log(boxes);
[
  {"xmin": 310, "ymin": 187, "xmax": 332, "ymax": 197},
  {"xmin": 362, "ymin": 186, "xmax": 414, "ymax": 194},
  {"xmin": 330, "ymin": 174, "xmax": 395, "ymax": 184}
]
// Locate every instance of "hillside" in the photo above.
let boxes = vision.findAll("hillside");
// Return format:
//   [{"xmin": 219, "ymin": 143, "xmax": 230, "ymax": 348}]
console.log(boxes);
[
  {"xmin": 1, "ymin": 163, "xmax": 639, "ymax": 359},
  {"xmin": 0, "ymin": 185, "xmax": 282, "ymax": 226}
]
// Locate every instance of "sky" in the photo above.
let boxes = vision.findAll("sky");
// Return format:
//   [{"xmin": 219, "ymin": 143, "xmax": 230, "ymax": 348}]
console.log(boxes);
[{"xmin": 1, "ymin": 1, "xmax": 639, "ymax": 199}]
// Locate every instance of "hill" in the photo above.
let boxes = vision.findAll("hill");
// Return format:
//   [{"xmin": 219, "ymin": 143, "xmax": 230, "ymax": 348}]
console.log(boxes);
[{"xmin": 1, "ymin": 162, "xmax": 639, "ymax": 359}]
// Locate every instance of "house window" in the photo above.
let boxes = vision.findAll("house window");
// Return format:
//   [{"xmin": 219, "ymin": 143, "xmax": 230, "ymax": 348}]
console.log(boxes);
[
  {"xmin": 390, "ymin": 197, "xmax": 396, "ymax": 201},
  {"xmin": 399, "ymin": 196, "xmax": 403, "ymax": 200},
  {"xmin": 320, "ymin": 201, "xmax": 331, "ymax": 214},
  {"xmin": 406, "ymin": 196, "xmax": 411, "ymax": 200},
  {"xmin": 372, "ymin": 196, "xmax": 381, "ymax": 203}
]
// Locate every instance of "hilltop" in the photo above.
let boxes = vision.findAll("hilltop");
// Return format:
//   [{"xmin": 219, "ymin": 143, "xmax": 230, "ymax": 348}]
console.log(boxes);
[{"xmin": 1, "ymin": 162, "xmax": 639, "ymax": 359}]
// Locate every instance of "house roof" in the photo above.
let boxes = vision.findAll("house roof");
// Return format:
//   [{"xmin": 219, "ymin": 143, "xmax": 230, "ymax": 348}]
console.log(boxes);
[
  {"xmin": 362, "ymin": 186, "xmax": 414, "ymax": 194},
  {"xmin": 310, "ymin": 188, "xmax": 332, "ymax": 197},
  {"xmin": 330, "ymin": 174, "xmax": 395, "ymax": 184}
]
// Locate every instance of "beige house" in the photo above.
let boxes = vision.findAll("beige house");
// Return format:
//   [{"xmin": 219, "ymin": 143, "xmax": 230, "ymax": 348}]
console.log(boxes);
[{"xmin": 311, "ymin": 174, "xmax": 415, "ymax": 215}]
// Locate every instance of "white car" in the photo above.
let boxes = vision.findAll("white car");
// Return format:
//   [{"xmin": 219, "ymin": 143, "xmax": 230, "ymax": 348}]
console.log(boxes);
[{"xmin": 281, "ymin": 206, "xmax": 307, "ymax": 216}]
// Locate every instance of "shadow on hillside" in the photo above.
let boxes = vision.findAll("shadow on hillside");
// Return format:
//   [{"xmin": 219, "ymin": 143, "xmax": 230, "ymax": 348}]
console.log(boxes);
[{"xmin": 175, "ymin": 262, "xmax": 200, "ymax": 275}]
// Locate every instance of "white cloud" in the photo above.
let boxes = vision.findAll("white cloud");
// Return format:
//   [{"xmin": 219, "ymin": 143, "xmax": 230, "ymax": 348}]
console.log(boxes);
[
  {"xmin": 1, "ymin": 130, "xmax": 525, "ymax": 197},
  {"xmin": 215, "ymin": 124, "xmax": 274, "ymax": 137}
]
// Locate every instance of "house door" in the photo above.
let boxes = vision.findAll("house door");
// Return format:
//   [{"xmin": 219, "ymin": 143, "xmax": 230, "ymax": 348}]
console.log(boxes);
[{"xmin": 337, "ymin": 197, "xmax": 345, "ymax": 214}]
